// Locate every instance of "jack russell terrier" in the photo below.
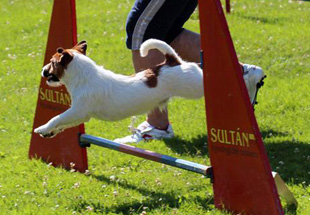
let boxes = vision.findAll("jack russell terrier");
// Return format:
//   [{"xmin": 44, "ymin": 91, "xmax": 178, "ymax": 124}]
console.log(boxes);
[{"xmin": 34, "ymin": 39, "xmax": 205, "ymax": 138}]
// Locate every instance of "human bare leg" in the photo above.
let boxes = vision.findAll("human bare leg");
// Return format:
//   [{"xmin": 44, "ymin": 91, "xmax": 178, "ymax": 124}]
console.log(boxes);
[{"xmin": 131, "ymin": 29, "xmax": 201, "ymax": 130}]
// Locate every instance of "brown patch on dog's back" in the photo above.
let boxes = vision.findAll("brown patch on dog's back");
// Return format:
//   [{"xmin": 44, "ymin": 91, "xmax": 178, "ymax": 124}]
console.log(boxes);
[
  {"xmin": 165, "ymin": 54, "xmax": 181, "ymax": 67},
  {"xmin": 143, "ymin": 54, "xmax": 181, "ymax": 88},
  {"xmin": 144, "ymin": 66, "xmax": 161, "ymax": 88}
]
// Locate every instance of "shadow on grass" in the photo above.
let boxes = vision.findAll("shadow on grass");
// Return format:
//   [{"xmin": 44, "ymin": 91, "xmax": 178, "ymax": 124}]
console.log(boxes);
[
  {"xmin": 163, "ymin": 134, "xmax": 209, "ymax": 157},
  {"xmin": 71, "ymin": 174, "xmax": 214, "ymax": 214},
  {"xmin": 260, "ymin": 128, "xmax": 289, "ymax": 139},
  {"xmin": 164, "ymin": 129, "xmax": 310, "ymax": 186},
  {"xmin": 265, "ymin": 139, "xmax": 310, "ymax": 185},
  {"xmin": 235, "ymin": 13, "xmax": 288, "ymax": 25},
  {"xmin": 285, "ymin": 204, "xmax": 298, "ymax": 215},
  {"xmin": 166, "ymin": 129, "xmax": 310, "ymax": 186},
  {"xmin": 258, "ymin": 128, "xmax": 310, "ymax": 185},
  {"xmin": 71, "ymin": 134, "xmax": 212, "ymax": 213},
  {"xmin": 71, "ymin": 129, "xmax": 307, "ymax": 214}
]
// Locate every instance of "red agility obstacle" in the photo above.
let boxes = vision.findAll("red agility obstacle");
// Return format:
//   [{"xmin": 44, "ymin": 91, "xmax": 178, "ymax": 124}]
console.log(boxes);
[
  {"xmin": 29, "ymin": 0, "xmax": 296, "ymax": 214},
  {"xmin": 29, "ymin": 0, "xmax": 87, "ymax": 172},
  {"xmin": 198, "ymin": 0, "xmax": 283, "ymax": 214}
]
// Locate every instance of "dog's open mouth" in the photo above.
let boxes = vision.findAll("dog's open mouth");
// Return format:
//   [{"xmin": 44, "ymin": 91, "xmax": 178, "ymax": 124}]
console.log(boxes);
[{"xmin": 47, "ymin": 74, "xmax": 60, "ymax": 82}]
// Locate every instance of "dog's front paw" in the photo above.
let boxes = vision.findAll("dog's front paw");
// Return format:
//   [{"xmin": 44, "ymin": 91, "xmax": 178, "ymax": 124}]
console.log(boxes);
[{"xmin": 34, "ymin": 125, "xmax": 56, "ymax": 138}]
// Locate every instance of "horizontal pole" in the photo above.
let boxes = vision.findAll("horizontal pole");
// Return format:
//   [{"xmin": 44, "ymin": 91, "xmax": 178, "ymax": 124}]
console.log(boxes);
[
  {"xmin": 80, "ymin": 134, "xmax": 212, "ymax": 178},
  {"xmin": 79, "ymin": 135, "xmax": 297, "ymax": 206}
]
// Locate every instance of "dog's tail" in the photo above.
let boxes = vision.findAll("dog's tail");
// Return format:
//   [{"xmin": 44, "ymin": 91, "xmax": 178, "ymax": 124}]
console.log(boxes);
[{"xmin": 140, "ymin": 39, "xmax": 182, "ymax": 64}]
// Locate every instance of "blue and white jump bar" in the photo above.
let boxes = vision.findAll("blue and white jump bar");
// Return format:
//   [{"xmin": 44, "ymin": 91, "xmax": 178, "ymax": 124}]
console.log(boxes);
[
  {"xmin": 79, "ymin": 134, "xmax": 298, "ymax": 206},
  {"xmin": 79, "ymin": 134, "xmax": 212, "ymax": 178}
]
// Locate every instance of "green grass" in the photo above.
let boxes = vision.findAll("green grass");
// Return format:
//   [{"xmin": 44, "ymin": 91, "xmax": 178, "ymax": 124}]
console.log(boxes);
[{"xmin": 0, "ymin": 0, "xmax": 310, "ymax": 214}]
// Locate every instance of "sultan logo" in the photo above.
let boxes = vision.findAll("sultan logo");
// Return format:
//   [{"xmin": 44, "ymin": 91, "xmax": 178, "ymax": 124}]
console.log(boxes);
[
  {"xmin": 210, "ymin": 128, "xmax": 256, "ymax": 147},
  {"xmin": 39, "ymin": 88, "xmax": 71, "ymax": 106}
]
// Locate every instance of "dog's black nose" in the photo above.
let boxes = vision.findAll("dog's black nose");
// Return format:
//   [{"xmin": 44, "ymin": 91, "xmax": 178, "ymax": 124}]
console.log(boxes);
[{"xmin": 42, "ymin": 68, "xmax": 49, "ymax": 77}]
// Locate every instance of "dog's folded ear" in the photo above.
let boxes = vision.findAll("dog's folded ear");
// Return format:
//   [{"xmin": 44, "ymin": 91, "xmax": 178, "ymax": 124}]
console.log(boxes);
[
  {"xmin": 73, "ymin": 40, "xmax": 87, "ymax": 55},
  {"xmin": 59, "ymin": 50, "xmax": 74, "ymax": 67}
]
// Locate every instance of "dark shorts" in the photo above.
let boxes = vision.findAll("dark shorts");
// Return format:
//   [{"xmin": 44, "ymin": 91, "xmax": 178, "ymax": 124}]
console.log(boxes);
[{"xmin": 126, "ymin": 0, "xmax": 198, "ymax": 50}]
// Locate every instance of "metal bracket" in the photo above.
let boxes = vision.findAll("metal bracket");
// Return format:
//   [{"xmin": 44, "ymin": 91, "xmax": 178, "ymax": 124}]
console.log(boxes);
[{"xmin": 78, "ymin": 133, "xmax": 90, "ymax": 148}]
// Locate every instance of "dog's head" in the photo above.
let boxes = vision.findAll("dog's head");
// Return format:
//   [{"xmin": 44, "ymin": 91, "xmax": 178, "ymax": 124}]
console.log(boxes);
[{"xmin": 41, "ymin": 41, "xmax": 87, "ymax": 87}]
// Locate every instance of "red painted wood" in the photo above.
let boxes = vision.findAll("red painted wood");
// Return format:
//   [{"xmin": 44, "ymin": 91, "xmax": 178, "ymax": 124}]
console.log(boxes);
[
  {"xmin": 29, "ymin": 0, "xmax": 88, "ymax": 172},
  {"xmin": 198, "ymin": 0, "xmax": 284, "ymax": 214}
]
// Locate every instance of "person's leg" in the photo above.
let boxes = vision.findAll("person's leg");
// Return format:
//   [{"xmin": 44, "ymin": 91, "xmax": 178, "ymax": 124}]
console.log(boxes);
[
  {"xmin": 170, "ymin": 29, "xmax": 200, "ymax": 63},
  {"xmin": 139, "ymin": 29, "xmax": 201, "ymax": 129},
  {"xmin": 117, "ymin": 0, "xmax": 264, "ymax": 143},
  {"xmin": 127, "ymin": 0, "xmax": 199, "ymax": 130},
  {"xmin": 131, "ymin": 29, "xmax": 201, "ymax": 130},
  {"xmin": 131, "ymin": 49, "xmax": 169, "ymax": 130},
  {"xmin": 134, "ymin": 27, "xmax": 265, "ymax": 130}
]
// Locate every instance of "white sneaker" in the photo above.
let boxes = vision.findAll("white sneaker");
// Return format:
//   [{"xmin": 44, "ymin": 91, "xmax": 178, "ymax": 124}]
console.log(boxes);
[
  {"xmin": 242, "ymin": 64, "xmax": 266, "ymax": 105},
  {"xmin": 114, "ymin": 121, "xmax": 174, "ymax": 144}
]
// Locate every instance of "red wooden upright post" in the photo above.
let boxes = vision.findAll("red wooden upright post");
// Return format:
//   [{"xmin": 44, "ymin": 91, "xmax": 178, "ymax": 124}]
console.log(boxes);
[
  {"xmin": 198, "ymin": 0, "xmax": 284, "ymax": 214},
  {"xmin": 29, "ymin": 0, "xmax": 88, "ymax": 172}
]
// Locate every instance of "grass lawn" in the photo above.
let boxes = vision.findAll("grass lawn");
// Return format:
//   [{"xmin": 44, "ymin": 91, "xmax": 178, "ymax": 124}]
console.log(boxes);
[{"xmin": 0, "ymin": 0, "xmax": 310, "ymax": 214}]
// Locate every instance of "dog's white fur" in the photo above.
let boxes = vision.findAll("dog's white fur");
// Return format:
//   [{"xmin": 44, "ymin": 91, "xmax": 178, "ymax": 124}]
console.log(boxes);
[{"xmin": 34, "ymin": 39, "xmax": 203, "ymax": 137}]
